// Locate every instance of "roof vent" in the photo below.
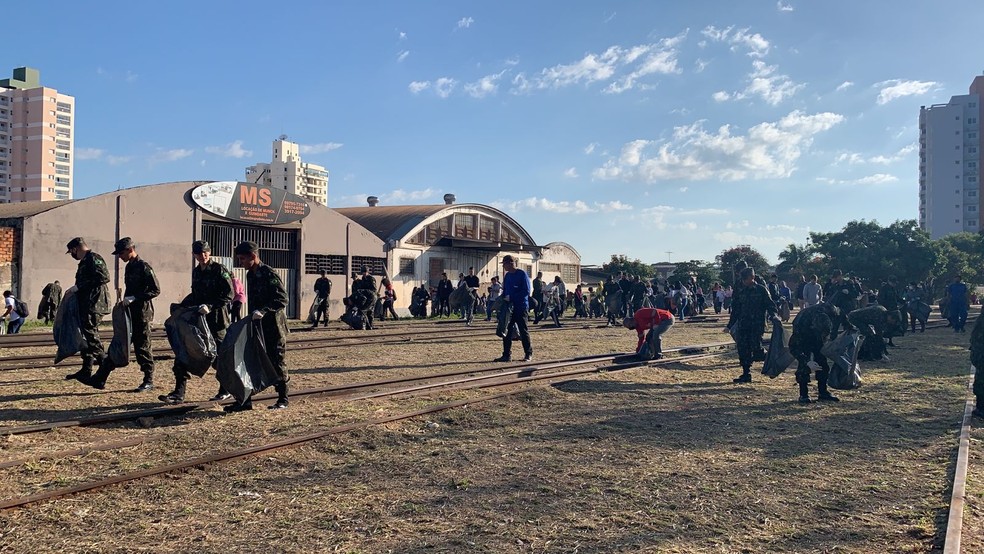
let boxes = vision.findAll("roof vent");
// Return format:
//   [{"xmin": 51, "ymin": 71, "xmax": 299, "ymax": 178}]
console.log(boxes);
[
  {"xmin": 367, "ymin": 196, "xmax": 379, "ymax": 207},
  {"xmin": 443, "ymin": 193, "xmax": 456, "ymax": 205}
]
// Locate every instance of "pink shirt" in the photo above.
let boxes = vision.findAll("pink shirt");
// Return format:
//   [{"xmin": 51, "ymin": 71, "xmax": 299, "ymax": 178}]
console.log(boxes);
[{"xmin": 232, "ymin": 278, "xmax": 246, "ymax": 303}]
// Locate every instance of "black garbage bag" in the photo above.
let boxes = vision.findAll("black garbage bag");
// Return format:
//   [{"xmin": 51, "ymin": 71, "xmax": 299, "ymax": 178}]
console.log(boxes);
[
  {"xmin": 909, "ymin": 300, "xmax": 931, "ymax": 323},
  {"xmin": 762, "ymin": 320, "xmax": 795, "ymax": 378},
  {"xmin": 341, "ymin": 306, "xmax": 367, "ymax": 330},
  {"xmin": 821, "ymin": 331, "xmax": 863, "ymax": 389},
  {"xmin": 215, "ymin": 319, "xmax": 279, "ymax": 405},
  {"xmin": 605, "ymin": 293, "xmax": 623, "ymax": 319},
  {"xmin": 857, "ymin": 335, "xmax": 887, "ymax": 361},
  {"xmin": 449, "ymin": 285, "xmax": 471, "ymax": 310},
  {"xmin": 52, "ymin": 289, "xmax": 84, "ymax": 364},
  {"xmin": 106, "ymin": 302, "xmax": 132, "ymax": 368},
  {"xmin": 307, "ymin": 297, "xmax": 320, "ymax": 324},
  {"xmin": 494, "ymin": 297, "xmax": 512, "ymax": 338},
  {"xmin": 164, "ymin": 304, "xmax": 217, "ymax": 377},
  {"xmin": 373, "ymin": 298, "xmax": 384, "ymax": 318}
]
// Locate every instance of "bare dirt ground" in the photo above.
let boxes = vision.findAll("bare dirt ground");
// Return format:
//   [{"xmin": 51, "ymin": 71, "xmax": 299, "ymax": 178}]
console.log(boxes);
[{"xmin": 0, "ymin": 313, "xmax": 978, "ymax": 553}]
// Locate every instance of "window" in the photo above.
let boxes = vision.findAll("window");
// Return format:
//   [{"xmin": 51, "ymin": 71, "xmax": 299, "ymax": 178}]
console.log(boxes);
[
  {"xmin": 971, "ymin": 220, "xmax": 979, "ymax": 227},
  {"xmin": 454, "ymin": 213, "xmax": 476, "ymax": 239},
  {"xmin": 304, "ymin": 254, "xmax": 346, "ymax": 275},
  {"xmin": 561, "ymin": 264, "xmax": 579, "ymax": 283},
  {"xmin": 969, "ymin": 206, "xmax": 978, "ymax": 212},
  {"xmin": 971, "ymin": 103, "xmax": 978, "ymax": 108},
  {"xmin": 970, "ymin": 191, "xmax": 978, "ymax": 197},
  {"xmin": 970, "ymin": 132, "xmax": 978, "ymax": 139},
  {"xmin": 351, "ymin": 256, "xmax": 386, "ymax": 276},
  {"xmin": 969, "ymin": 118, "xmax": 978, "ymax": 124},
  {"xmin": 970, "ymin": 147, "xmax": 978, "ymax": 153},
  {"xmin": 399, "ymin": 257, "xmax": 415, "ymax": 275}
]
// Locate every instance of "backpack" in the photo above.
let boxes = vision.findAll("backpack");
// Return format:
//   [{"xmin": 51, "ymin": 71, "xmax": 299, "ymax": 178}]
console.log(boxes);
[{"xmin": 13, "ymin": 297, "xmax": 29, "ymax": 318}]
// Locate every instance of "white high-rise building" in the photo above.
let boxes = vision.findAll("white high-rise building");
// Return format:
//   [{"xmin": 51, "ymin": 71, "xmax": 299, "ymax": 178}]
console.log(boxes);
[
  {"xmin": 245, "ymin": 136, "xmax": 329, "ymax": 206},
  {"xmin": 0, "ymin": 67, "xmax": 75, "ymax": 203},
  {"xmin": 919, "ymin": 76, "xmax": 984, "ymax": 239}
]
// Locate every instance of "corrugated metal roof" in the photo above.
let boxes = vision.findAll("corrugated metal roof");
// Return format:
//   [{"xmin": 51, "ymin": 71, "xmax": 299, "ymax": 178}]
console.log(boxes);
[
  {"xmin": 0, "ymin": 200, "xmax": 74, "ymax": 219},
  {"xmin": 334, "ymin": 204, "xmax": 449, "ymax": 242}
]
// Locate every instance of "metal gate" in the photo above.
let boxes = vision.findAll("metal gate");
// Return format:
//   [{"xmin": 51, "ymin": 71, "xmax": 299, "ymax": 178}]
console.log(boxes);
[{"xmin": 202, "ymin": 223, "xmax": 299, "ymax": 318}]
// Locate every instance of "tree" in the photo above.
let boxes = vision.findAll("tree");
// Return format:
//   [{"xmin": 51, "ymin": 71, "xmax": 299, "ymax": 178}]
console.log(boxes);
[
  {"xmin": 668, "ymin": 259, "xmax": 718, "ymax": 288},
  {"xmin": 715, "ymin": 245, "xmax": 771, "ymax": 286},
  {"xmin": 776, "ymin": 243, "xmax": 813, "ymax": 279},
  {"xmin": 938, "ymin": 232, "xmax": 984, "ymax": 285},
  {"xmin": 808, "ymin": 219, "xmax": 941, "ymax": 289},
  {"xmin": 602, "ymin": 254, "xmax": 653, "ymax": 279}
]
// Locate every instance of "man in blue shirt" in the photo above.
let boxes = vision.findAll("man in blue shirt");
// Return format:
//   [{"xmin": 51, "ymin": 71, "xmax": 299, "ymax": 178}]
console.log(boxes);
[
  {"xmin": 947, "ymin": 275, "xmax": 970, "ymax": 333},
  {"xmin": 497, "ymin": 255, "xmax": 533, "ymax": 362}
]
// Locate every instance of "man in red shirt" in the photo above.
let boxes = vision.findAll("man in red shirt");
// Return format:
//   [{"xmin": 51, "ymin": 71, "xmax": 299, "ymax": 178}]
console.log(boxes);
[{"xmin": 624, "ymin": 308, "xmax": 675, "ymax": 360}]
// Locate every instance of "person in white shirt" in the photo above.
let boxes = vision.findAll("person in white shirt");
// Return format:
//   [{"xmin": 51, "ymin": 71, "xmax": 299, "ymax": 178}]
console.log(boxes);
[
  {"xmin": 485, "ymin": 276, "xmax": 502, "ymax": 321},
  {"xmin": 2, "ymin": 291, "xmax": 23, "ymax": 334}
]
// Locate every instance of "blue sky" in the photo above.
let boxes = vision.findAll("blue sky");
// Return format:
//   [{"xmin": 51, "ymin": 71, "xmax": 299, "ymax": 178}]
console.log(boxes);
[{"xmin": 7, "ymin": 1, "xmax": 984, "ymax": 265}]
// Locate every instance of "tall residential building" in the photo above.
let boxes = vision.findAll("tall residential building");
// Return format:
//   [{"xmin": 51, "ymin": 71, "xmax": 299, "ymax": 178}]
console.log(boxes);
[
  {"xmin": 244, "ymin": 136, "xmax": 329, "ymax": 206},
  {"xmin": 918, "ymin": 75, "xmax": 984, "ymax": 238},
  {"xmin": 0, "ymin": 67, "xmax": 75, "ymax": 203}
]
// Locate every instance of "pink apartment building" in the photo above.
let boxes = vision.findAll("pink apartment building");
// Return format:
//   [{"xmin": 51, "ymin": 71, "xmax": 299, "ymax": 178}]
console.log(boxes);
[{"xmin": 0, "ymin": 67, "xmax": 74, "ymax": 203}]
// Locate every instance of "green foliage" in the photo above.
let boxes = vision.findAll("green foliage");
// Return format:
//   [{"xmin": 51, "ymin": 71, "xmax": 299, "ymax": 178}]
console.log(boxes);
[
  {"xmin": 602, "ymin": 254, "xmax": 653, "ymax": 279},
  {"xmin": 669, "ymin": 259, "xmax": 719, "ymax": 287},
  {"xmin": 715, "ymin": 245, "xmax": 771, "ymax": 286}
]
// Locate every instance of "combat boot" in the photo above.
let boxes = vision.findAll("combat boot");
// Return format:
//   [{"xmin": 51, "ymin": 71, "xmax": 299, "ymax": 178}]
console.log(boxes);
[
  {"xmin": 798, "ymin": 382, "xmax": 811, "ymax": 404},
  {"xmin": 974, "ymin": 397, "xmax": 984, "ymax": 419},
  {"xmin": 817, "ymin": 377, "xmax": 840, "ymax": 402},
  {"xmin": 65, "ymin": 358, "xmax": 95, "ymax": 382},
  {"xmin": 209, "ymin": 387, "xmax": 232, "ymax": 402},
  {"xmin": 733, "ymin": 370, "xmax": 752, "ymax": 384},
  {"xmin": 223, "ymin": 397, "xmax": 253, "ymax": 413},
  {"xmin": 158, "ymin": 377, "xmax": 187, "ymax": 405},
  {"xmin": 82, "ymin": 360, "xmax": 114, "ymax": 390},
  {"xmin": 134, "ymin": 367, "xmax": 154, "ymax": 392},
  {"xmin": 269, "ymin": 381, "xmax": 289, "ymax": 410}
]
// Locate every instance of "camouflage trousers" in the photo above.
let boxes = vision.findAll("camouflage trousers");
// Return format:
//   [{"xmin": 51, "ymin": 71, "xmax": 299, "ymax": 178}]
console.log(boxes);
[
  {"xmin": 735, "ymin": 330, "xmax": 763, "ymax": 371},
  {"xmin": 790, "ymin": 334, "xmax": 830, "ymax": 385},
  {"xmin": 131, "ymin": 314, "xmax": 154, "ymax": 375},
  {"xmin": 79, "ymin": 311, "xmax": 105, "ymax": 365},
  {"xmin": 974, "ymin": 363, "xmax": 984, "ymax": 407}
]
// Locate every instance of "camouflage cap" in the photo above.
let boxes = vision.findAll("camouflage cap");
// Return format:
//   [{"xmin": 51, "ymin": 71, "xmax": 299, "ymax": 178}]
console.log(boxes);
[
  {"xmin": 191, "ymin": 240, "xmax": 211, "ymax": 254},
  {"xmin": 111, "ymin": 237, "xmax": 135, "ymax": 255},
  {"xmin": 234, "ymin": 241, "xmax": 259, "ymax": 256},
  {"xmin": 65, "ymin": 237, "xmax": 86, "ymax": 254}
]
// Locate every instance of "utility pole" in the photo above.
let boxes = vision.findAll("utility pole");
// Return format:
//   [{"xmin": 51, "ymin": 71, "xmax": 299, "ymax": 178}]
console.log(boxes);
[{"xmin": 666, "ymin": 251, "xmax": 673, "ymax": 263}]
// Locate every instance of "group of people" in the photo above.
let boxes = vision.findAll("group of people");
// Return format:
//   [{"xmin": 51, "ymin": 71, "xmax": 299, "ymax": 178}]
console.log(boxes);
[{"xmin": 60, "ymin": 236, "xmax": 291, "ymax": 412}]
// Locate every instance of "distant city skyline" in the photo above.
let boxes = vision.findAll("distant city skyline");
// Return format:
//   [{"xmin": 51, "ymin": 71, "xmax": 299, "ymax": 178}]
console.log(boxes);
[{"xmin": 5, "ymin": 0, "xmax": 983, "ymax": 265}]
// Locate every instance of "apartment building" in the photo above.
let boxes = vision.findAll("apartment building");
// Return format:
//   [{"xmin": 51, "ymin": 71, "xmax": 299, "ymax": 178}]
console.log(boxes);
[
  {"xmin": 0, "ymin": 67, "xmax": 74, "ymax": 203},
  {"xmin": 244, "ymin": 136, "xmax": 329, "ymax": 206},
  {"xmin": 918, "ymin": 75, "xmax": 984, "ymax": 239}
]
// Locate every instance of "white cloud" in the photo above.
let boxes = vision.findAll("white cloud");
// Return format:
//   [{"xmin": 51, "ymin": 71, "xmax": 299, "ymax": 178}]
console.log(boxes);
[
  {"xmin": 564, "ymin": 167, "xmax": 579, "ymax": 178},
  {"xmin": 149, "ymin": 148, "xmax": 193, "ymax": 164},
  {"xmin": 836, "ymin": 81, "xmax": 854, "ymax": 91},
  {"xmin": 777, "ymin": 1, "xmax": 794, "ymax": 11},
  {"xmin": 384, "ymin": 188, "xmax": 436, "ymax": 203},
  {"xmin": 726, "ymin": 220, "xmax": 750, "ymax": 229},
  {"xmin": 510, "ymin": 31, "xmax": 687, "ymax": 95},
  {"xmin": 816, "ymin": 173, "xmax": 899, "ymax": 185},
  {"xmin": 397, "ymin": 50, "xmax": 410, "ymax": 63},
  {"xmin": 457, "ymin": 16, "xmax": 474, "ymax": 29},
  {"xmin": 695, "ymin": 58, "xmax": 709, "ymax": 73},
  {"xmin": 464, "ymin": 71, "xmax": 506, "ymax": 98},
  {"xmin": 299, "ymin": 142, "xmax": 344, "ymax": 155},
  {"xmin": 593, "ymin": 110, "xmax": 844, "ymax": 183},
  {"xmin": 408, "ymin": 81, "xmax": 430, "ymax": 94},
  {"xmin": 205, "ymin": 140, "xmax": 252, "ymax": 159},
  {"xmin": 743, "ymin": 60, "xmax": 803, "ymax": 105},
  {"xmin": 75, "ymin": 148, "xmax": 104, "ymax": 160},
  {"xmin": 434, "ymin": 77, "xmax": 457, "ymax": 98},
  {"xmin": 876, "ymin": 79, "xmax": 938, "ymax": 105},
  {"xmin": 700, "ymin": 25, "xmax": 770, "ymax": 57},
  {"xmin": 678, "ymin": 208, "xmax": 729, "ymax": 216},
  {"xmin": 835, "ymin": 143, "xmax": 917, "ymax": 165},
  {"xmin": 398, "ymin": 31, "xmax": 407, "ymax": 40},
  {"xmin": 106, "ymin": 155, "xmax": 131, "ymax": 166},
  {"xmin": 712, "ymin": 91, "xmax": 731, "ymax": 102},
  {"xmin": 856, "ymin": 173, "xmax": 899, "ymax": 184},
  {"xmin": 499, "ymin": 197, "xmax": 596, "ymax": 214},
  {"xmin": 679, "ymin": 186, "xmax": 689, "ymax": 192},
  {"xmin": 760, "ymin": 224, "xmax": 808, "ymax": 232},
  {"xmin": 713, "ymin": 231, "xmax": 797, "ymax": 246},
  {"xmin": 584, "ymin": 142, "xmax": 599, "ymax": 155},
  {"xmin": 595, "ymin": 200, "xmax": 633, "ymax": 212}
]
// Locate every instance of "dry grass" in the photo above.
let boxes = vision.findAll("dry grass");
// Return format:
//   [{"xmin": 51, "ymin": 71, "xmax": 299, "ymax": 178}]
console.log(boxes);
[{"xmin": 0, "ymin": 314, "xmax": 978, "ymax": 553}]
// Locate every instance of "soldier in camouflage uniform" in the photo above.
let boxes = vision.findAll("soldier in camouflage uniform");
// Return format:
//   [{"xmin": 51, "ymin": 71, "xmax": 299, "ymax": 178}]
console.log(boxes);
[
  {"xmin": 846, "ymin": 304, "xmax": 903, "ymax": 362},
  {"xmin": 227, "ymin": 241, "xmax": 290, "ymax": 412},
  {"xmin": 64, "ymin": 237, "xmax": 111, "ymax": 383},
  {"xmin": 726, "ymin": 267, "xmax": 779, "ymax": 384},
  {"xmin": 352, "ymin": 265, "xmax": 378, "ymax": 330},
  {"xmin": 788, "ymin": 303, "xmax": 842, "ymax": 403},
  {"xmin": 159, "ymin": 240, "xmax": 234, "ymax": 404},
  {"xmin": 824, "ymin": 269, "xmax": 862, "ymax": 339},
  {"xmin": 970, "ymin": 314, "xmax": 984, "ymax": 418},
  {"xmin": 83, "ymin": 237, "xmax": 161, "ymax": 391}
]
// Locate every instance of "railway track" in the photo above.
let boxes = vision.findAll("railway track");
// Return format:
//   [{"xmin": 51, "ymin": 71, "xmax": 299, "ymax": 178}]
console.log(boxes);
[{"xmin": 0, "ymin": 343, "xmax": 732, "ymax": 510}]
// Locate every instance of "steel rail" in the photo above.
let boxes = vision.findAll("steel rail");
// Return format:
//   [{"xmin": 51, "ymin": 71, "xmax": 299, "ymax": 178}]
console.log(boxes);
[{"xmin": 0, "ymin": 348, "xmax": 723, "ymax": 511}]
